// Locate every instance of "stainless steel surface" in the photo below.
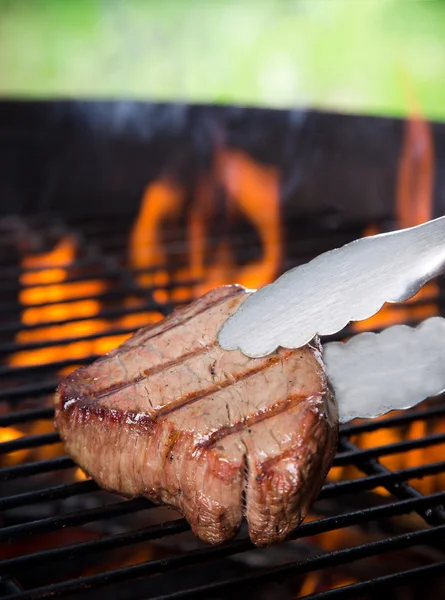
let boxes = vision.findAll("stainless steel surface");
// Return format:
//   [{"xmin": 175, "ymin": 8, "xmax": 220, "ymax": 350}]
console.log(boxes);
[
  {"xmin": 324, "ymin": 317, "xmax": 445, "ymax": 423},
  {"xmin": 218, "ymin": 216, "xmax": 445, "ymax": 358}
]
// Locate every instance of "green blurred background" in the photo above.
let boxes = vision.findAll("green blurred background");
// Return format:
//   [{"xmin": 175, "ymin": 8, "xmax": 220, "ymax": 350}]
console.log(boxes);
[{"xmin": 1, "ymin": 0, "xmax": 444, "ymax": 120}]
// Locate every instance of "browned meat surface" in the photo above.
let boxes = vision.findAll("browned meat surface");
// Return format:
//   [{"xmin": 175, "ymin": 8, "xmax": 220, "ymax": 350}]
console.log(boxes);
[{"xmin": 54, "ymin": 284, "xmax": 338, "ymax": 546}]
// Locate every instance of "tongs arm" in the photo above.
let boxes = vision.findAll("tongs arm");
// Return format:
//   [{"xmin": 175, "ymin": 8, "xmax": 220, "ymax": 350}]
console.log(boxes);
[{"xmin": 218, "ymin": 215, "xmax": 445, "ymax": 358}]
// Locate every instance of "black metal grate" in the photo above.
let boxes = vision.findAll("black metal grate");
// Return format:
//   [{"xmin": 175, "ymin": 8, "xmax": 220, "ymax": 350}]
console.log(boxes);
[{"xmin": 1, "ymin": 214, "xmax": 445, "ymax": 600}]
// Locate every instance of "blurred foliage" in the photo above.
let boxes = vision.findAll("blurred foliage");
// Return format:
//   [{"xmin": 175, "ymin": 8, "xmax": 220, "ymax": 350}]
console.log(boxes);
[{"xmin": 0, "ymin": 0, "xmax": 445, "ymax": 118}]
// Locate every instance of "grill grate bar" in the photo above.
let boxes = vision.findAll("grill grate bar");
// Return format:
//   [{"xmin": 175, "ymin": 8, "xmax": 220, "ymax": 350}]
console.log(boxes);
[
  {"xmin": 0, "ymin": 576, "xmax": 24, "ymax": 596},
  {"xmin": 0, "ymin": 324, "xmax": 168, "ymax": 355},
  {"xmin": 0, "ymin": 258, "xmax": 102, "ymax": 279},
  {"xmin": 2, "ymin": 458, "xmax": 444, "ymax": 516},
  {"xmin": 0, "ymin": 288, "xmax": 175, "ymax": 314},
  {"xmin": 0, "ymin": 455, "xmax": 74, "ymax": 481},
  {"xmin": 0, "ymin": 432, "xmax": 60, "ymax": 455},
  {"xmin": 0, "ymin": 236, "xmax": 245, "ymax": 282},
  {"xmin": 3, "ymin": 500, "xmax": 445, "ymax": 600},
  {"xmin": 1, "ymin": 269, "xmax": 123, "ymax": 294},
  {"xmin": 334, "ymin": 431, "xmax": 445, "ymax": 467},
  {"xmin": 0, "ymin": 380, "xmax": 59, "ymax": 401},
  {"xmin": 0, "ymin": 498, "xmax": 154, "ymax": 542},
  {"xmin": 339, "ymin": 438, "xmax": 445, "ymax": 527},
  {"xmin": 320, "ymin": 459, "xmax": 445, "ymax": 499},
  {"xmin": 0, "ymin": 266, "xmax": 203, "ymax": 293},
  {"xmin": 0, "ymin": 492, "xmax": 445, "ymax": 579},
  {"xmin": 0, "ymin": 357, "xmax": 99, "ymax": 379},
  {"xmin": 300, "ymin": 561, "xmax": 445, "ymax": 599},
  {"xmin": 139, "ymin": 524, "xmax": 445, "ymax": 600},
  {"xmin": 0, "ymin": 407, "xmax": 54, "ymax": 426},
  {"xmin": 0, "ymin": 519, "xmax": 190, "ymax": 574},
  {"xmin": 0, "ymin": 225, "xmax": 369, "ymax": 283},
  {"xmin": 0, "ymin": 479, "xmax": 98, "ymax": 510},
  {"xmin": 0, "ymin": 302, "xmax": 165, "ymax": 338}
]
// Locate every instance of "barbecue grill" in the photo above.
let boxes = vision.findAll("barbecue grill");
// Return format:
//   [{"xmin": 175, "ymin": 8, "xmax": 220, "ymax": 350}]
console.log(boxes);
[{"xmin": 1, "ymin": 101, "xmax": 445, "ymax": 600}]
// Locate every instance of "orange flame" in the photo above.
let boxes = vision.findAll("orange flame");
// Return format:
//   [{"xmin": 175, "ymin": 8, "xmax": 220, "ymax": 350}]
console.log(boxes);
[
  {"xmin": 354, "ymin": 88, "xmax": 436, "ymax": 332},
  {"xmin": 217, "ymin": 149, "xmax": 282, "ymax": 289},
  {"xmin": 0, "ymin": 426, "xmax": 30, "ymax": 466},
  {"xmin": 0, "ymin": 421, "xmax": 64, "ymax": 467},
  {"xmin": 129, "ymin": 179, "xmax": 183, "ymax": 303},
  {"xmin": 8, "ymin": 237, "xmax": 108, "ymax": 367},
  {"xmin": 341, "ymin": 88, "xmax": 442, "ymax": 496},
  {"xmin": 8, "ymin": 236, "xmax": 161, "ymax": 369},
  {"xmin": 129, "ymin": 149, "xmax": 282, "ymax": 301}
]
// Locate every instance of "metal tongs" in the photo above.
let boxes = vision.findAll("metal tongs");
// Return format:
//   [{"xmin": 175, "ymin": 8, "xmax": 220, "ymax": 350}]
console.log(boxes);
[
  {"xmin": 219, "ymin": 215, "xmax": 445, "ymax": 357},
  {"xmin": 218, "ymin": 216, "xmax": 445, "ymax": 423}
]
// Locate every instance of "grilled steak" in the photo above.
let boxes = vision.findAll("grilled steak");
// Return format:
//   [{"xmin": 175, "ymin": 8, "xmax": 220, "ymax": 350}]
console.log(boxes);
[{"xmin": 54, "ymin": 284, "xmax": 338, "ymax": 546}]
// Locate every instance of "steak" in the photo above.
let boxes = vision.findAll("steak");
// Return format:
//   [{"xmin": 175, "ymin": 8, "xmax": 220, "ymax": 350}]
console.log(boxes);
[{"xmin": 54, "ymin": 284, "xmax": 338, "ymax": 546}]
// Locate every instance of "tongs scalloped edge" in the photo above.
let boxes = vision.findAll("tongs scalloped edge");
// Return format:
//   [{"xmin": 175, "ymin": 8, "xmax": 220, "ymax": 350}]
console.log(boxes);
[
  {"xmin": 218, "ymin": 215, "xmax": 445, "ymax": 358},
  {"xmin": 324, "ymin": 316, "xmax": 445, "ymax": 423}
]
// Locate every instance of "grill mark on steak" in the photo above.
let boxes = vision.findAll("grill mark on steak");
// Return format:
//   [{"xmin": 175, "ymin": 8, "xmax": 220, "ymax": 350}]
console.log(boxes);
[
  {"xmin": 62, "ymin": 353, "xmax": 283, "ymax": 427},
  {"xmin": 115, "ymin": 285, "xmax": 245, "ymax": 355},
  {"xmin": 156, "ymin": 353, "xmax": 283, "ymax": 418},
  {"xmin": 90, "ymin": 343, "xmax": 216, "ymax": 401},
  {"xmin": 200, "ymin": 392, "xmax": 310, "ymax": 449},
  {"xmin": 62, "ymin": 401, "xmax": 157, "ymax": 430}
]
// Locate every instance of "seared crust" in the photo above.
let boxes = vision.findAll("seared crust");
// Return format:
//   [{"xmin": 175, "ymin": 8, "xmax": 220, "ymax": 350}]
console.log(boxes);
[{"xmin": 54, "ymin": 285, "xmax": 338, "ymax": 546}]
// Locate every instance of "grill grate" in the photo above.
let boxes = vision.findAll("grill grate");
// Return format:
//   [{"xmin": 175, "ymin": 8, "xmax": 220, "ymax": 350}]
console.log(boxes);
[{"xmin": 1, "ymin": 215, "xmax": 445, "ymax": 599}]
